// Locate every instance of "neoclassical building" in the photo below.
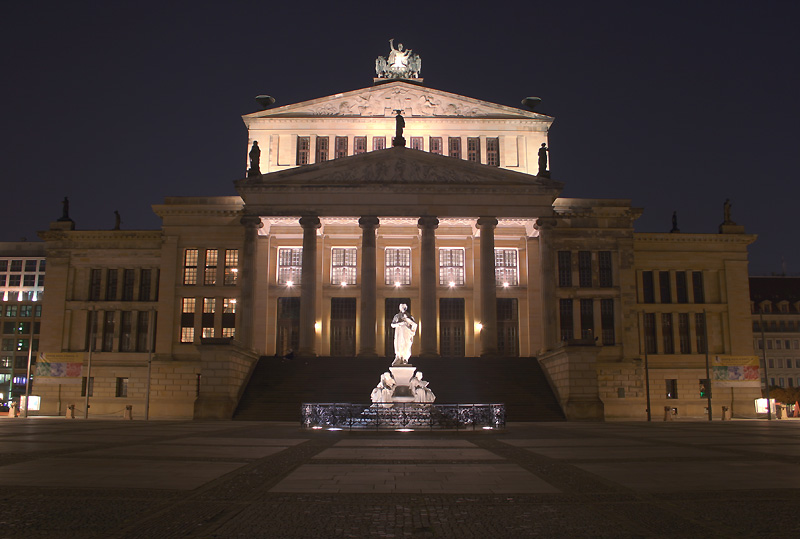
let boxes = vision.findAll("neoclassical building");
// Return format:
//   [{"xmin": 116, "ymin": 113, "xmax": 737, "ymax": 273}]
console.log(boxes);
[{"xmin": 34, "ymin": 57, "xmax": 759, "ymax": 420}]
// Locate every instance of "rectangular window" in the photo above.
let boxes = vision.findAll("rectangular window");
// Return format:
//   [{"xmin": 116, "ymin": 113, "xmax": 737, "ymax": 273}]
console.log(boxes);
[
  {"xmin": 578, "ymin": 251, "xmax": 592, "ymax": 288},
  {"xmin": 334, "ymin": 136, "xmax": 348, "ymax": 159},
  {"xmin": 20, "ymin": 306, "xmax": 32, "ymax": 318},
  {"xmin": 580, "ymin": 299, "xmax": 594, "ymax": 339},
  {"xmin": 495, "ymin": 249, "xmax": 518, "ymax": 286},
  {"xmin": 5, "ymin": 306, "xmax": 17, "ymax": 317},
  {"xmin": 204, "ymin": 249, "xmax": 218, "ymax": 285},
  {"xmin": 601, "ymin": 299, "xmax": 615, "ymax": 345},
  {"xmin": 429, "ymin": 137, "xmax": 443, "ymax": 155},
  {"xmin": 180, "ymin": 327, "xmax": 194, "ymax": 343},
  {"xmin": 224, "ymin": 250, "xmax": 239, "ymax": 285},
  {"xmin": 25, "ymin": 260, "xmax": 37, "ymax": 272},
  {"xmin": 222, "ymin": 298, "xmax": 236, "ymax": 338},
  {"xmin": 0, "ymin": 260, "xmax": 6, "ymax": 271},
  {"xmin": 486, "ymin": 138, "xmax": 499, "ymax": 166},
  {"xmin": 695, "ymin": 312, "xmax": 707, "ymax": 354},
  {"xmin": 661, "ymin": 313, "xmax": 674, "ymax": 354},
  {"xmin": 373, "ymin": 136, "xmax": 386, "ymax": 151},
  {"xmin": 183, "ymin": 249, "xmax": 198, "ymax": 285},
  {"xmin": 331, "ymin": 247, "xmax": 357, "ymax": 285},
  {"xmin": 316, "ymin": 136, "xmax": 329, "ymax": 162},
  {"xmin": 106, "ymin": 269, "xmax": 118, "ymax": 300},
  {"xmin": 297, "ymin": 136, "xmax": 310, "ymax": 165},
  {"xmin": 410, "ymin": 136, "xmax": 423, "ymax": 150},
  {"xmin": 354, "ymin": 136, "xmax": 367, "ymax": 155},
  {"xmin": 666, "ymin": 379, "xmax": 678, "ymax": 399},
  {"xmin": 692, "ymin": 271, "xmax": 705, "ymax": 303},
  {"xmin": 9, "ymin": 275, "xmax": 20, "ymax": 287},
  {"xmin": 37, "ymin": 274, "xmax": 45, "ymax": 287},
  {"xmin": 120, "ymin": 311, "xmax": 133, "ymax": 352},
  {"xmin": 10, "ymin": 260, "xmax": 22, "ymax": 272},
  {"xmin": 559, "ymin": 299, "xmax": 574, "ymax": 341},
  {"xmin": 598, "ymin": 251, "xmax": 613, "ymax": 287},
  {"xmin": 659, "ymin": 271, "xmax": 671, "ymax": 303},
  {"xmin": 642, "ymin": 271, "xmax": 655, "ymax": 303},
  {"xmin": 676, "ymin": 272, "xmax": 688, "ymax": 303},
  {"xmin": 448, "ymin": 137, "xmax": 461, "ymax": 159},
  {"xmin": 81, "ymin": 376, "xmax": 94, "ymax": 397},
  {"xmin": 102, "ymin": 311, "xmax": 115, "ymax": 352},
  {"xmin": 557, "ymin": 251, "xmax": 572, "ymax": 287},
  {"xmin": 644, "ymin": 313, "xmax": 657, "ymax": 354},
  {"xmin": 116, "ymin": 377, "xmax": 128, "ymax": 398},
  {"xmin": 136, "ymin": 311, "xmax": 152, "ymax": 352},
  {"xmin": 467, "ymin": 137, "xmax": 480, "ymax": 163},
  {"xmin": 385, "ymin": 247, "xmax": 411, "ymax": 286},
  {"xmin": 23, "ymin": 275, "xmax": 35, "ymax": 286},
  {"xmin": 679, "ymin": 313, "xmax": 691, "ymax": 354},
  {"xmin": 202, "ymin": 327, "xmax": 215, "ymax": 338},
  {"xmin": 439, "ymin": 248, "xmax": 465, "ymax": 286},
  {"xmin": 277, "ymin": 247, "xmax": 303, "ymax": 285},
  {"xmin": 0, "ymin": 275, "xmax": 5, "ymax": 286},
  {"xmin": 139, "ymin": 269, "xmax": 152, "ymax": 301},
  {"xmin": 114, "ymin": 270, "xmax": 132, "ymax": 303},
  {"xmin": 181, "ymin": 297, "xmax": 195, "ymax": 343},
  {"xmin": 203, "ymin": 298, "xmax": 215, "ymax": 313}
]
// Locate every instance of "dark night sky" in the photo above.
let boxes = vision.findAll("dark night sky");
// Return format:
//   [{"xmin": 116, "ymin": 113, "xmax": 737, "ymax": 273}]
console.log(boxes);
[{"xmin": 1, "ymin": 1, "xmax": 797, "ymax": 275}]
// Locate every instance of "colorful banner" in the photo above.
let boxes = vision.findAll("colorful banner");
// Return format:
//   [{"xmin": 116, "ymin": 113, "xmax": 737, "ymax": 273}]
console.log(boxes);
[
  {"xmin": 34, "ymin": 352, "xmax": 84, "ymax": 385},
  {"xmin": 711, "ymin": 355, "xmax": 761, "ymax": 388}
]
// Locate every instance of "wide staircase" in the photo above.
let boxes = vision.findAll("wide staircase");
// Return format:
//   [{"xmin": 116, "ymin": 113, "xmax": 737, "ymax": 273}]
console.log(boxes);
[{"xmin": 233, "ymin": 356, "xmax": 565, "ymax": 422}]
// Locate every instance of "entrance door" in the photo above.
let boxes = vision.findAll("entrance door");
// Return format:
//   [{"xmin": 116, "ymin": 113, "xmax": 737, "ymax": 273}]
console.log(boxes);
[
  {"xmin": 439, "ymin": 298, "xmax": 465, "ymax": 357},
  {"xmin": 276, "ymin": 297, "xmax": 300, "ymax": 356},
  {"xmin": 497, "ymin": 298, "xmax": 519, "ymax": 357},
  {"xmin": 330, "ymin": 297, "xmax": 357, "ymax": 356},
  {"xmin": 385, "ymin": 298, "xmax": 411, "ymax": 359}
]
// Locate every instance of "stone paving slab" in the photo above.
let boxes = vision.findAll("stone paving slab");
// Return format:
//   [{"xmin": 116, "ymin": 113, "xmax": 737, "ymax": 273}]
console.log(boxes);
[
  {"xmin": 313, "ymin": 447, "xmax": 501, "ymax": 460},
  {"xmin": 0, "ymin": 457, "xmax": 246, "ymax": 489},
  {"xmin": 576, "ymin": 459, "xmax": 800, "ymax": 492},
  {"xmin": 270, "ymin": 463, "xmax": 560, "ymax": 493},
  {"xmin": 155, "ymin": 436, "xmax": 309, "ymax": 446},
  {"xmin": 501, "ymin": 437, "xmax": 650, "ymax": 447},
  {"xmin": 0, "ymin": 441, "xmax": 93, "ymax": 453},
  {"xmin": 522, "ymin": 444, "xmax": 730, "ymax": 460},
  {"xmin": 72, "ymin": 443, "xmax": 288, "ymax": 460},
  {"xmin": 334, "ymin": 439, "xmax": 477, "ymax": 447}
]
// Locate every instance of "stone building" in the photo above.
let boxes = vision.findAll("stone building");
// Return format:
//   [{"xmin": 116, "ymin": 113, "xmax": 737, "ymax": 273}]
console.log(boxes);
[
  {"xmin": 750, "ymin": 276, "xmax": 800, "ymax": 389},
  {"xmin": 34, "ymin": 51, "xmax": 759, "ymax": 420}
]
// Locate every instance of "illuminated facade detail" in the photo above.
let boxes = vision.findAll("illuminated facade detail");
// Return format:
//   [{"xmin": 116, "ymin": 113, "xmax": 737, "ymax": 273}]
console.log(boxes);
[
  {"xmin": 439, "ymin": 248, "xmax": 465, "ymax": 286},
  {"xmin": 277, "ymin": 248, "xmax": 302, "ymax": 285},
  {"xmin": 331, "ymin": 248, "xmax": 357, "ymax": 285},
  {"xmin": 385, "ymin": 248, "xmax": 411, "ymax": 286}
]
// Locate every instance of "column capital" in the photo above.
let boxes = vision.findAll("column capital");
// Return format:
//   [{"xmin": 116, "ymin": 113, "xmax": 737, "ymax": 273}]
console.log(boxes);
[
  {"xmin": 358, "ymin": 216, "xmax": 380, "ymax": 229},
  {"xmin": 534, "ymin": 217, "xmax": 558, "ymax": 231},
  {"xmin": 299, "ymin": 215, "xmax": 321, "ymax": 230},
  {"xmin": 240, "ymin": 215, "xmax": 263, "ymax": 229},
  {"xmin": 476, "ymin": 217, "xmax": 498, "ymax": 229},
  {"xmin": 417, "ymin": 216, "xmax": 439, "ymax": 230}
]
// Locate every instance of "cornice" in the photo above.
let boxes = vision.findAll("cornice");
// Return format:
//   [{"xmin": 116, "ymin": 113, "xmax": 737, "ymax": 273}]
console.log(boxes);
[{"xmin": 635, "ymin": 233, "xmax": 757, "ymax": 245}]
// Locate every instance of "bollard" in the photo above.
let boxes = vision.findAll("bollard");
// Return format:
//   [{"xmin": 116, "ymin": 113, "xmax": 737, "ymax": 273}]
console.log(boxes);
[
  {"xmin": 124, "ymin": 405, "xmax": 133, "ymax": 420},
  {"xmin": 721, "ymin": 406, "xmax": 728, "ymax": 421},
  {"xmin": 663, "ymin": 406, "xmax": 674, "ymax": 422},
  {"xmin": 66, "ymin": 404, "xmax": 75, "ymax": 419}
]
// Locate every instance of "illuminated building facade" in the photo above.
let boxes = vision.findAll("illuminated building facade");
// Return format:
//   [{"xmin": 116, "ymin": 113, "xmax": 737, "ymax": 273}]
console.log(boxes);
[{"xmin": 33, "ymin": 68, "xmax": 760, "ymax": 420}]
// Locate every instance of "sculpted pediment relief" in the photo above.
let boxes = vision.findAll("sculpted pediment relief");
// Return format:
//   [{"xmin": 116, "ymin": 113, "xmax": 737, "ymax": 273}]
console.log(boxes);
[{"xmin": 247, "ymin": 82, "xmax": 548, "ymax": 120}]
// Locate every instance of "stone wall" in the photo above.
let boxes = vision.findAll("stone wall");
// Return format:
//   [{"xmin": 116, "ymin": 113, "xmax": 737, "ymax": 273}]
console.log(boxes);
[{"xmin": 538, "ymin": 344, "xmax": 604, "ymax": 420}]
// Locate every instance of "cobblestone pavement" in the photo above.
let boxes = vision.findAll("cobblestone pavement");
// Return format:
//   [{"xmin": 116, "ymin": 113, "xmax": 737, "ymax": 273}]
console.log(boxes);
[{"xmin": 0, "ymin": 419, "xmax": 798, "ymax": 538}]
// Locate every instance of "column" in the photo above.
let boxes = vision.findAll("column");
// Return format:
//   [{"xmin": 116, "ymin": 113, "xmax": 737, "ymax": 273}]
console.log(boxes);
[
  {"xmin": 298, "ymin": 216, "xmax": 321, "ymax": 357},
  {"xmin": 418, "ymin": 216, "xmax": 439, "ymax": 357},
  {"xmin": 535, "ymin": 218, "xmax": 558, "ymax": 350},
  {"xmin": 358, "ymin": 216, "xmax": 379, "ymax": 357},
  {"xmin": 477, "ymin": 217, "xmax": 498, "ymax": 357},
  {"xmin": 239, "ymin": 215, "xmax": 263, "ymax": 350}
]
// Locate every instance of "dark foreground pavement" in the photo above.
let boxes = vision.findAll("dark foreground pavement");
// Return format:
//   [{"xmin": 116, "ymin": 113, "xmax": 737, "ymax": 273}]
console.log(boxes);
[{"xmin": 0, "ymin": 418, "xmax": 798, "ymax": 538}]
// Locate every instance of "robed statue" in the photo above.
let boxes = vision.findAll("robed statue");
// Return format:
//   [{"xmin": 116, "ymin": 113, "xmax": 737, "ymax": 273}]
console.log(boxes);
[
  {"xmin": 391, "ymin": 303, "xmax": 417, "ymax": 366},
  {"xmin": 248, "ymin": 141, "xmax": 261, "ymax": 177}
]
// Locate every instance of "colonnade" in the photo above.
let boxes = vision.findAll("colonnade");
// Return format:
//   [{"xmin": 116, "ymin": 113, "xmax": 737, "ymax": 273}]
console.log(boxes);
[{"xmin": 239, "ymin": 214, "xmax": 502, "ymax": 358}]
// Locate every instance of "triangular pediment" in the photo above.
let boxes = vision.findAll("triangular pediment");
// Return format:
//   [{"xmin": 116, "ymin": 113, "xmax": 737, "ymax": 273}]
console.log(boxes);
[
  {"xmin": 235, "ymin": 147, "xmax": 563, "ymax": 219},
  {"xmin": 243, "ymin": 81, "xmax": 551, "ymax": 120}
]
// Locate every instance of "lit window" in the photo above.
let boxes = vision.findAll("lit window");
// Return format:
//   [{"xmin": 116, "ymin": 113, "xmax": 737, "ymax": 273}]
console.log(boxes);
[
  {"xmin": 203, "ymin": 298, "xmax": 216, "ymax": 314},
  {"xmin": 223, "ymin": 298, "xmax": 237, "ymax": 313},
  {"xmin": 278, "ymin": 248, "xmax": 303, "ymax": 285},
  {"xmin": 204, "ymin": 249, "xmax": 218, "ymax": 285},
  {"xmin": 385, "ymin": 248, "xmax": 411, "ymax": 286},
  {"xmin": 222, "ymin": 328, "xmax": 235, "ymax": 338},
  {"xmin": 429, "ymin": 137, "xmax": 443, "ymax": 155},
  {"xmin": 372, "ymin": 136, "xmax": 386, "ymax": 151},
  {"xmin": 224, "ymin": 250, "xmax": 238, "ymax": 285},
  {"xmin": 331, "ymin": 248, "xmax": 357, "ymax": 285},
  {"xmin": 354, "ymin": 136, "xmax": 367, "ymax": 155},
  {"xmin": 495, "ymin": 249, "xmax": 518, "ymax": 286},
  {"xmin": 202, "ymin": 327, "xmax": 215, "ymax": 338},
  {"xmin": 180, "ymin": 327, "xmax": 194, "ymax": 343},
  {"xmin": 183, "ymin": 249, "xmax": 198, "ymax": 285},
  {"xmin": 438, "ymin": 248, "xmax": 465, "ymax": 286}
]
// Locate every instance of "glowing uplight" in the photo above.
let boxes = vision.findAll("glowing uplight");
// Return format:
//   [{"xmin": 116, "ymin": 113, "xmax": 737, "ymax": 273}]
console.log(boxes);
[
  {"xmin": 448, "ymin": 281, "xmax": 455, "ymax": 288},
  {"xmin": 286, "ymin": 280, "xmax": 294, "ymax": 287},
  {"xmin": 396, "ymin": 428, "xmax": 414, "ymax": 432},
  {"xmin": 328, "ymin": 427, "xmax": 342, "ymax": 431},
  {"xmin": 394, "ymin": 281, "xmax": 401, "ymax": 287},
  {"xmin": 482, "ymin": 426, "xmax": 493, "ymax": 430},
  {"xmin": 475, "ymin": 322, "xmax": 483, "ymax": 332},
  {"xmin": 311, "ymin": 426, "xmax": 323, "ymax": 430},
  {"xmin": 341, "ymin": 282, "xmax": 347, "ymax": 287},
  {"xmin": 502, "ymin": 282, "xmax": 509, "ymax": 288},
  {"xmin": 315, "ymin": 321, "xmax": 322, "ymax": 332}
]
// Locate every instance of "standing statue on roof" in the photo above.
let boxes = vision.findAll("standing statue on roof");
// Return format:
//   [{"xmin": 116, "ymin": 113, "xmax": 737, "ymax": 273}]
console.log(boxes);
[{"xmin": 375, "ymin": 39, "xmax": 422, "ymax": 79}]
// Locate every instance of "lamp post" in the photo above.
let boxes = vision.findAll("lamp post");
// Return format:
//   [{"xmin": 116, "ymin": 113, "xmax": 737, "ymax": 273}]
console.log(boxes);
[
  {"xmin": 84, "ymin": 309, "xmax": 95, "ymax": 419},
  {"xmin": 144, "ymin": 308, "xmax": 155, "ymax": 420},
  {"xmin": 641, "ymin": 311, "xmax": 652, "ymax": 422},
  {"xmin": 703, "ymin": 309, "xmax": 712, "ymax": 421},
  {"xmin": 760, "ymin": 312, "xmax": 772, "ymax": 420},
  {"xmin": 22, "ymin": 317, "xmax": 36, "ymax": 418}
]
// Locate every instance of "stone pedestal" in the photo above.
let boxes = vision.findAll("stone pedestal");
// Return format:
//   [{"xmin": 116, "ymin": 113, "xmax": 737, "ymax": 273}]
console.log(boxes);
[{"xmin": 390, "ymin": 365, "xmax": 417, "ymax": 402}]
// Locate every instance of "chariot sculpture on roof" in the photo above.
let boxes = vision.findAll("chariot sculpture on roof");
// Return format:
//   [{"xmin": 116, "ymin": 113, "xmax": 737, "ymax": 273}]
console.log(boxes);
[{"xmin": 375, "ymin": 39, "xmax": 421, "ymax": 79}]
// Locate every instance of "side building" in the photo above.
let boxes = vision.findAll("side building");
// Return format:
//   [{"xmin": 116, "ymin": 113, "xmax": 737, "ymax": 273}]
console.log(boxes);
[{"xmin": 750, "ymin": 276, "xmax": 800, "ymax": 390}]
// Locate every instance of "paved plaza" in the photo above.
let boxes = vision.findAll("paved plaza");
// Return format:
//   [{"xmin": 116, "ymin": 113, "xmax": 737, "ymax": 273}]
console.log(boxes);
[{"xmin": 0, "ymin": 418, "xmax": 798, "ymax": 538}]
